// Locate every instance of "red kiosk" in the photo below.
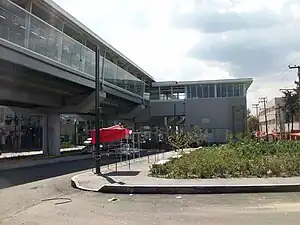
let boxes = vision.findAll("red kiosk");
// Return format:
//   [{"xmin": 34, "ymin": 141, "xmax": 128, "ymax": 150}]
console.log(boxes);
[{"xmin": 90, "ymin": 124, "xmax": 132, "ymax": 144}]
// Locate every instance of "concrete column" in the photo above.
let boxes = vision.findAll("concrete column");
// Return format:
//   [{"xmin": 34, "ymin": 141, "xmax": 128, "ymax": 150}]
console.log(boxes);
[{"xmin": 42, "ymin": 113, "xmax": 61, "ymax": 156}]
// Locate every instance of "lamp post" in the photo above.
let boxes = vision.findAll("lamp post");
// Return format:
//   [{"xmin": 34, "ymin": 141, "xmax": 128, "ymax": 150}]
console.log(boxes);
[{"xmin": 95, "ymin": 47, "xmax": 101, "ymax": 174}]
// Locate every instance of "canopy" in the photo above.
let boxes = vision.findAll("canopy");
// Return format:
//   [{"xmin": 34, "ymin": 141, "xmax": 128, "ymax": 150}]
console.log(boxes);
[{"xmin": 90, "ymin": 124, "xmax": 132, "ymax": 144}]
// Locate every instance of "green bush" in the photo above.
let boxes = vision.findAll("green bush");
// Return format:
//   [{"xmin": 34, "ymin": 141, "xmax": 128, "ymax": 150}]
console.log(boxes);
[
  {"xmin": 149, "ymin": 138, "xmax": 300, "ymax": 179},
  {"xmin": 61, "ymin": 142, "xmax": 75, "ymax": 149}
]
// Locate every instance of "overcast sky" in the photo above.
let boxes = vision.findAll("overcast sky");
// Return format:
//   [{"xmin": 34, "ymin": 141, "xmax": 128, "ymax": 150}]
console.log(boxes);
[{"xmin": 54, "ymin": 0, "xmax": 300, "ymax": 110}]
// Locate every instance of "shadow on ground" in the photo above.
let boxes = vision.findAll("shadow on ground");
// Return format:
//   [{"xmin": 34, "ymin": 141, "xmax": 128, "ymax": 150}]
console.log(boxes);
[
  {"xmin": 0, "ymin": 149, "xmax": 165, "ymax": 190},
  {"xmin": 105, "ymin": 171, "xmax": 140, "ymax": 177},
  {"xmin": 0, "ymin": 156, "xmax": 112, "ymax": 189}
]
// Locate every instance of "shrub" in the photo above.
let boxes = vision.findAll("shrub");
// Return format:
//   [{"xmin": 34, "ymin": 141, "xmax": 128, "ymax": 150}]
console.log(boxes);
[
  {"xmin": 149, "ymin": 138, "xmax": 300, "ymax": 179},
  {"xmin": 61, "ymin": 142, "xmax": 75, "ymax": 149}
]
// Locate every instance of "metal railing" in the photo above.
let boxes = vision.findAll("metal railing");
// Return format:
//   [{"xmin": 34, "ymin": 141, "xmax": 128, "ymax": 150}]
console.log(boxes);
[{"xmin": 0, "ymin": 0, "xmax": 146, "ymax": 97}]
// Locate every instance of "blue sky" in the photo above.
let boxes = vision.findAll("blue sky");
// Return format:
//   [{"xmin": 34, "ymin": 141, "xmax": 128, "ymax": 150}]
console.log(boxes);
[{"xmin": 53, "ymin": 0, "xmax": 300, "ymax": 108}]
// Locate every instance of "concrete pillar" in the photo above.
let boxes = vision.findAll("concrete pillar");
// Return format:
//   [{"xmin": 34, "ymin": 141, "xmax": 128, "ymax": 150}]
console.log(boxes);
[{"xmin": 43, "ymin": 113, "xmax": 61, "ymax": 156}]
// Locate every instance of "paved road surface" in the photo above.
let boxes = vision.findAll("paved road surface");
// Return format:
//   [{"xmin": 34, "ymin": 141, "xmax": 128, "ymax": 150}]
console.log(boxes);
[{"xmin": 1, "ymin": 154, "xmax": 300, "ymax": 224}]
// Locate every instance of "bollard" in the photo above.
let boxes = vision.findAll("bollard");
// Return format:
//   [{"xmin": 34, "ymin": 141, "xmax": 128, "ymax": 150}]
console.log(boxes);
[
  {"xmin": 115, "ymin": 154, "xmax": 118, "ymax": 172},
  {"xmin": 128, "ymin": 153, "xmax": 131, "ymax": 169}
]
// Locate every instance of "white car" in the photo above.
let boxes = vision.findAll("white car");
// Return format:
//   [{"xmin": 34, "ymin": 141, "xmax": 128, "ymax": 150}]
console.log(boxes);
[{"xmin": 82, "ymin": 138, "xmax": 103, "ymax": 153}]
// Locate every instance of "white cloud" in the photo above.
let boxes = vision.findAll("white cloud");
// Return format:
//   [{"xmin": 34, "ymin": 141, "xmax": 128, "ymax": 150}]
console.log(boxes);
[{"xmin": 54, "ymin": 0, "xmax": 300, "ymax": 109}]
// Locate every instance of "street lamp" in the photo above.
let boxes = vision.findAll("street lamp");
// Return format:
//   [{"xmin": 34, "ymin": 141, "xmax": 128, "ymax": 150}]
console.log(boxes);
[{"xmin": 94, "ymin": 47, "xmax": 105, "ymax": 174}]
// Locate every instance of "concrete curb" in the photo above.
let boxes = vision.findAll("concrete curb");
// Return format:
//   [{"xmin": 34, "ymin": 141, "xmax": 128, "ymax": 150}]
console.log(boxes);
[
  {"xmin": 0, "ymin": 154, "xmax": 92, "ymax": 171},
  {"xmin": 71, "ymin": 173, "xmax": 102, "ymax": 192},
  {"xmin": 71, "ymin": 176, "xmax": 300, "ymax": 194},
  {"xmin": 98, "ymin": 183, "xmax": 300, "ymax": 194}
]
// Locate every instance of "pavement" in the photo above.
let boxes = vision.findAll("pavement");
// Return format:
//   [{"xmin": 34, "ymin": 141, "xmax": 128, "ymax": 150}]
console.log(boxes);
[
  {"xmin": 72, "ymin": 149, "xmax": 300, "ymax": 194},
  {"xmin": 2, "ymin": 149, "xmax": 300, "ymax": 224}
]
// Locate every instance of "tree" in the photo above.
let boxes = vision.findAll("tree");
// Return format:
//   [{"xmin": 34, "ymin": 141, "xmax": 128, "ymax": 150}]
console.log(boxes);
[
  {"xmin": 186, "ymin": 125, "xmax": 208, "ymax": 147},
  {"xmin": 247, "ymin": 115, "xmax": 259, "ymax": 132},
  {"xmin": 247, "ymin": 108, "xmax": 252, "ymax": 119},
  {"xmin": 168, "ymin": 132, "xmax": 191, "ymax": 152},
  {"xmin": 282, "ymin": 90, "xmax": 299, "ymax": 131}
]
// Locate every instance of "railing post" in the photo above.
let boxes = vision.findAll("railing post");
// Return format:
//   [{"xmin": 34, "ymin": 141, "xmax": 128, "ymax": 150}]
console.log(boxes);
[
  {"xmin": 57, "ymin": 23, "xmax": 65, "ymax": 62},
  {"xmin": 24, "ymin": 0, "xmax": 33, "ymax": 48}
]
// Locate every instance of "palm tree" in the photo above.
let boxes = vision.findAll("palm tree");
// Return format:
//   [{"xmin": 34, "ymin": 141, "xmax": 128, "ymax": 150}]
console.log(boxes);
[{"xmin": 282, "ymin": 90, "xmax": 299, "ymax": 131}]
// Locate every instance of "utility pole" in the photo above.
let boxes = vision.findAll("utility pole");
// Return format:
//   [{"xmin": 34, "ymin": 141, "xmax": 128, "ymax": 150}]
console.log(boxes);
[
  {"xmin": 259, "ymin": 97, "xmax": 268, "ymax": 140},
  {"xmin": 289, "ymin": 65, "xmax": 300, "ymax": 110},
  {"xmin": 275, "ymin": 104, "xmax": 283, "ymax": 137},
  {"xmin": 252, "ymin": 103, "xmax": 259, "ymax": 131}
]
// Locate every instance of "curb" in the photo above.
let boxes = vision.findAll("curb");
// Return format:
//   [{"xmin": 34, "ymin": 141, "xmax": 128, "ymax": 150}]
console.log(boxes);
[
  {"xmin": 71, "ymin": 174, "xmax": 101, "ymax": 192},
  {"xmin": 0, "ymin": 154, "xmax": 92, "ymax": 172},
  {"xmin": 98, "ymin": 183, "xmax": 300, "ymax": 194},
  {"xmin": 71, "ymin": 176, "xmax": 300, "ymax": 194}
]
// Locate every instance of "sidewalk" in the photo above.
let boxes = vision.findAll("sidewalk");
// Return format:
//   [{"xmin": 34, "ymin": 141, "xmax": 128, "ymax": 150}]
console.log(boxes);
[
  {"xmin": 0, "ymin": 146, "xmax": 85, "ymax": 159},
  {"xmin": 71, "ymin": 149, "xmax": 300, "ymax": 194},
  {"xmin": 0, "ymin": 146, "xmax": 90, "ymax": 171}
]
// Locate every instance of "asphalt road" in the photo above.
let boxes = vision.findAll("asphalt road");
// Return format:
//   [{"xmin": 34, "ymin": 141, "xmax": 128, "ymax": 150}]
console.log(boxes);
[
  {"xmin": 1, "ymin": 151, "xmax": 300, "ymax": 224},
  {"xmin": 0, "ymin": 155, "xmax": 123, "ymax": 189},
  {"xmin": 0, "ymin": 149, "xmax": 162, "ymax": 189}
]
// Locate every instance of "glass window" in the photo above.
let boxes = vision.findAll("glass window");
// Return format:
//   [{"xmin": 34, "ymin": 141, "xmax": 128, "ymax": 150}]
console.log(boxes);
[
  {"xmin": 209, "ymin": 84, "xmax": 215, "ymax": 97},
  {"xmin": 203, "ymin": 85, "xmax": 209, "ymax": 98},
  {"xmin": 149, "ymin": 87, "xmax": 159, "ymax": 100},
  {"xmin": 187, "ymin": 85, "xmax": 191, "ymax": 99},
  {"xmin": 233, "ymin": 84, "xmax": 240, "ymax": 96},
  {"xmin": 216, "ymin": 84, "xmax": 221, "ymax": 97},
  {"xmin": 239, "ymin": 84, "xmax": 244, "ymax": 97},
  {"xmin": 197, "ymin": 85, "xmax": 203, "ymax": 98},
  {"xmin": 227, "ymin": 84, "xmax": 233, "ymax": 97},
  {"xmin": 172, "ymin": 86, "xmax": 185, "ymax": 99},
  {"xmin": 217, "ymin": 84, "xmax": 227, "ymax": 97},
  {"xmin": 160, "ymin": 87, "xmax": 172, "ymax": 100},
  {"xmin": 190, "ymin": 85, "xmax": 197, "ymax": 98}
]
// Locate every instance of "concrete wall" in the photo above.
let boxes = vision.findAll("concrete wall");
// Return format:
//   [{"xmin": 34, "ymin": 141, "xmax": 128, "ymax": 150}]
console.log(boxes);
[{"xmin": 136, "ymin": 97, "xmax": 247, "ymax": 143}]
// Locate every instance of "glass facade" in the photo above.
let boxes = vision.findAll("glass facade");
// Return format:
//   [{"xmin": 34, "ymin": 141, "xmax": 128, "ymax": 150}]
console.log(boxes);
[
  {"xmin": 187, "ymin": 84, "xmax": 216, "ymax": 99},
  {"xmin": 216, "ymin": 84, "xmax": 244, "ymax": 98},
  {"xmin": 0, "ymin": 0, "xmax": 145, "ymax": 96},
  {"xmin": 149, "ymin": 83, "xmax": 245, "ymax": 100}
]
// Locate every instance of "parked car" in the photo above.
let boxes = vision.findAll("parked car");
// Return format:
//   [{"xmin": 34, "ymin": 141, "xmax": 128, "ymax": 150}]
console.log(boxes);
[{"xmin": 82, "ymin": 137, "xmax": 103, "ymax": 154}]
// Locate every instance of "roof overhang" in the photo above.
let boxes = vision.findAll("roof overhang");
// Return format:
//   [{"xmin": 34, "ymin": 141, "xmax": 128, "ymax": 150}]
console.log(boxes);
[
  {"xmin": 38, "ymin": 0, "xmax": 155, "ymax": 82},
  {"xmin": 152, "ymin": 78, "xmax": 253, "ymax": 90}
]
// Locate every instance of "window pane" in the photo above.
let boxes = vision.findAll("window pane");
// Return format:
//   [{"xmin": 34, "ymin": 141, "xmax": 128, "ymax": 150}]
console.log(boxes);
[
  {"xmin": 233, "ymin": 84, "xmax": 240, "ymax": 96},
  {"xmin": 217, "ymin": 84, "xmax": 221, "ymax": 97},
  {"xmin": 203, "ymin": 85, "xmax": 209, "ymax": 98},
  {"xmin": 187, "ymin": 85, "xmax": 191, "ymax": 98},
  {"xmin": 239, "ymin": 84, "xmax": 244, "ymax": 96},
  {"xmin": 221, "ymin": 84, "xmax": 227, "ymax": 97},
  {"xmin": 209, "ymin": 84, "xmax": 215, "ymax": 97},
  {"xmin": 197, "ymin": 85, "xmax": 203, "ymax": 98},
  {"xmin": 227, "ymin": 84, "xmax": 233, "ymax": 97},
  {"xmin": 191, "ymin": 85, "xmax": 197, "ymax": 98},
  {"xmin": 149, "ymin": 87, "xmax": 159, "ymax": 100}
]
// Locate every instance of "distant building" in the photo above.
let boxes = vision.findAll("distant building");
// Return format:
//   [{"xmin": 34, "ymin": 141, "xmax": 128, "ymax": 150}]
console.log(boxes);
[{"xmin": 258, "ymin": 97, "xmax": 300, "ymax": 133}]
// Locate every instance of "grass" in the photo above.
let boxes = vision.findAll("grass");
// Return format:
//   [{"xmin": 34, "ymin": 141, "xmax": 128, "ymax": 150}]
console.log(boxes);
[{"xmin": 149, "ymin": 138, "xmax": 300, "ymax": 179}]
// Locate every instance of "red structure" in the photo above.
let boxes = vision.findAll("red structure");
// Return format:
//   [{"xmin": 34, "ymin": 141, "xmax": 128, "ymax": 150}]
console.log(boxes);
[{"xmin": 90, "ymin": 124, "xmax": 132, "ymax": 144}]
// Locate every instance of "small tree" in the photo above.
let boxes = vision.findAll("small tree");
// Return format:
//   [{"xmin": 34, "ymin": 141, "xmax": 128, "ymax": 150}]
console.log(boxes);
[
  {"xmin": 247, "ymin": 115, "xmax": 259, "ymax": 133},
  {"xmin": 186, "ymin": 125, "xmax": 208, "ymax": 147},
  {"xmin": 167, "ymin": 132, "xmax": 190, "ymax": 153},
  {"xmin": 282, "ymin": 90, "xmax": 299, "ymax": 131}
]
